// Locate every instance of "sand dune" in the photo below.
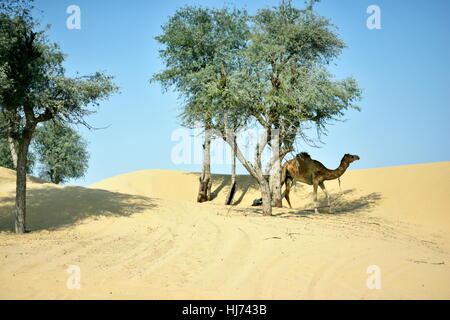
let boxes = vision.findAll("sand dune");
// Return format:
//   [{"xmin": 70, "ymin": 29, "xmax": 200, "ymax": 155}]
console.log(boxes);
[
  {"xmin": 92, "ymin": 162, "xmax": 450, "ymax": 234},
  {"xmin": 0, "ymin": 162, "xmax": 449, "ymax": 299}
]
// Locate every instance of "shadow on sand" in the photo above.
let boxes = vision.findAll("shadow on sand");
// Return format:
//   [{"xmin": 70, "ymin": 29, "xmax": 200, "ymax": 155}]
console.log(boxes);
[
  {"xmin": 0, "ymin": 186, "xmax": 157, "ymax": 232},
  {"xmin": 208, "ymin": 174, "xmax": 257, "ymax": 205},
  {"xmin": 232, "ymin": 188, "xmax": 382, "ymax": 218}
]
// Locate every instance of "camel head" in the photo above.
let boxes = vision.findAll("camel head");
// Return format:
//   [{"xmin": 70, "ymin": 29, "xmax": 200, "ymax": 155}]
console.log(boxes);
[{"xmin": 343, "ymin": 153, "xmax": 360, "ymax": 164}]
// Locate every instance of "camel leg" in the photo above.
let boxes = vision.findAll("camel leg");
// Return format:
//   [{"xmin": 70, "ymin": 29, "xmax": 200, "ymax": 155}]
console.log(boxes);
[
  {"xmin": 313, "ymin": 183, "xmax": 319, "ymax": 214},
  {"xmin": 284, "ymin": 178, "xmax": 293, "ymax": 209},
  {"xmin": 319, "ymin": 182, "xmax": 331, "ymax": 213}
]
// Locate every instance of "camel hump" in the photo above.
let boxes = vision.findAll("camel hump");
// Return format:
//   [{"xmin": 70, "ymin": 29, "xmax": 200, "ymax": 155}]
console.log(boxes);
[{"xmin": 297, "ymin": 152, "xmax": 311, "ymax": 160}]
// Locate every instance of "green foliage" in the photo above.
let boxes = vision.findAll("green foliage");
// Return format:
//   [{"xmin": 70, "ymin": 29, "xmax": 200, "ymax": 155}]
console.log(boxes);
[
  {"xmin": 0, "ymin": 0, "xmax": 35, "ymax": 24},
  {"xmin": 0, "ymin": 1, "xmax": 116, "ymax": 176},
  {"xmin": 153, "ymin": 1, "xmax": 362, "ymax": 154},
  {"xmin": 241, "ymin": 0, "xmax": 362, "ymax": 150},
  {"xmin": 250, "ymin": 0, "xmax": 345, "ymax": 67},
  {"xmin": 0, "ymin": 5, "xmax": 118, "ymax": 135},
  {"xmin": 152, "ymin": 6, "xmax": 250, "ymax": 129},
  {"xmin": 0, "ymin": 137, "xmax": 13, "ymax": 168},
  {"xmin": 32, "ymin": 121, "xmax": 89, "ymax": 184}
]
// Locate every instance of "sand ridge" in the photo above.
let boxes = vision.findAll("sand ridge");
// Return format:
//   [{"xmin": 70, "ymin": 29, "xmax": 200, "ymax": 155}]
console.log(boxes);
[{"xmin": 0, "ymin": 162, "xmax": 449, "ymax": 299}]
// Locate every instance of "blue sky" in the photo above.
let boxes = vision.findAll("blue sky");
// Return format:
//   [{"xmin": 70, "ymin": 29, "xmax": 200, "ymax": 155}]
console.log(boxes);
[{"xmin": 33, "ymin": 0, "xmax": 450, "ymax": 186}]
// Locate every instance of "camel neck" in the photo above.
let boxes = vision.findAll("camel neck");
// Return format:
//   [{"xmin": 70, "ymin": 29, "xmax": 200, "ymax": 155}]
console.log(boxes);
[{"xmin": 328, "ymin": 158, "xmax": 350, "ymax": 179}]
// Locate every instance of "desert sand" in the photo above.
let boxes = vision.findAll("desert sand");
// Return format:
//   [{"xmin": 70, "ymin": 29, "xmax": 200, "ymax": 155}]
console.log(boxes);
[{"xmin": 0, "ymin": 162, "xmax": 449, "ymax": 299}]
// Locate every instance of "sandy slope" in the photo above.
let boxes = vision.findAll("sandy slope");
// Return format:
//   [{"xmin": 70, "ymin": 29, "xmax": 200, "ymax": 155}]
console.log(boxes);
[{"xmin": 0, "ymin": 162, "xmax": 449, "ymax": 299}]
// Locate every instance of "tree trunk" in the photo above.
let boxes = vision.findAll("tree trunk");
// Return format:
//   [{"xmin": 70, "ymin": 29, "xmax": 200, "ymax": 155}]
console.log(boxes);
[
  {"xmin": 225, "ymin": 135, "xmax": 237, "ymax": 205},
  {"xmin": 269, "ymin": 137, "xmax": 282, "ymax": 207},
  {"xmin": 7, "ymin": 136, "xmax": 18, "ymax": 169},
  {"xmin": 14, "ymin": 131, "xmax": 33, "ymax": 234},
  {"xmin": 53, "ymin": 174, "xmax": 62, "ymax": 185},
  {"xmin": 260, "ymin": 178, "xmax": 272, "ymax": 216},
  {"xmin": 258, "ymin": 127, "xmax": 272, "ymax": 216},
  {"xmin": 222, "ymin": 127, "xmax": 272, "ymax": 216},
  {"xmin": 197, "ymin": 128, "xmax": 212, "ymax": 202},
  {"xmin": 269, "ymin": 163, "xmax": 282, "ymax": 207},
  {"xmin": 49, "ymin": 169, "xmax": 61, "ymax": 184},
  {"xmin": 269, "ymin": 128, "xmax": 282, "ymax": 207}
]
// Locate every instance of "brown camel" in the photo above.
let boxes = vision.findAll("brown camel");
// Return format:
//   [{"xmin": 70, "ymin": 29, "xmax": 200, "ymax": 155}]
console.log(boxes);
[{"xmin": 281, "ymin": 152, "xmax": 360, "ymax": 213}]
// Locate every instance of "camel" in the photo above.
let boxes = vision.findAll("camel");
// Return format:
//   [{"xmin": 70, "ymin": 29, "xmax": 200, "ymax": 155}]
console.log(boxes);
[{"xmin": 281, "ymin": 152, "xmax": 360, "ymax": 213}]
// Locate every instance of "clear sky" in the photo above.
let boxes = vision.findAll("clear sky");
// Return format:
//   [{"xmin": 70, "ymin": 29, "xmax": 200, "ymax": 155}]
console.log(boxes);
[{"xmin": 33, "ymin": 0, "xmax": 450, "ymax": 186}]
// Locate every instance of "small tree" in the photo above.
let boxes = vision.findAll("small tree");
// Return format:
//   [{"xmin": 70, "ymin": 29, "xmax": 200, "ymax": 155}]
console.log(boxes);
[
  {"xmin": 152, "ymin": 6, "xmax": 249, "ymax": 203},
  {"xmin": 246, "ymin": 0, "xmax": 362, "ymax": 207},
  {"xmin": 0, "ymin": 2, "xmax": 118, "ymax": 233},
  {"xmin": 33, "ymin": 121, "xmax": 89, "ymax": 184}
]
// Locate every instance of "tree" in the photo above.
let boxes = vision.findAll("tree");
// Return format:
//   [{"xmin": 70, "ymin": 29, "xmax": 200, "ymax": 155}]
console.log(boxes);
[
  {"xmin": 179, "ymin": 0, "xmax": 362, "ymax": 216},
  {"xmin": 152, "ymin": 6, "xmax": 250, "ymax": 203},
  {"xmin": 0, "ymin": 2, "xmax": 118, "ymax": 233},
  {"xmin": 33, "ymin": 121, "xmax": 89, "ymax": 184},
  {"xmin": 245, "ymin": 0, "xmax": 362, "ymax": 208},
  {"xmin": 155, "ymin": 1, "xmax": 361, "ymax": 216}
]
